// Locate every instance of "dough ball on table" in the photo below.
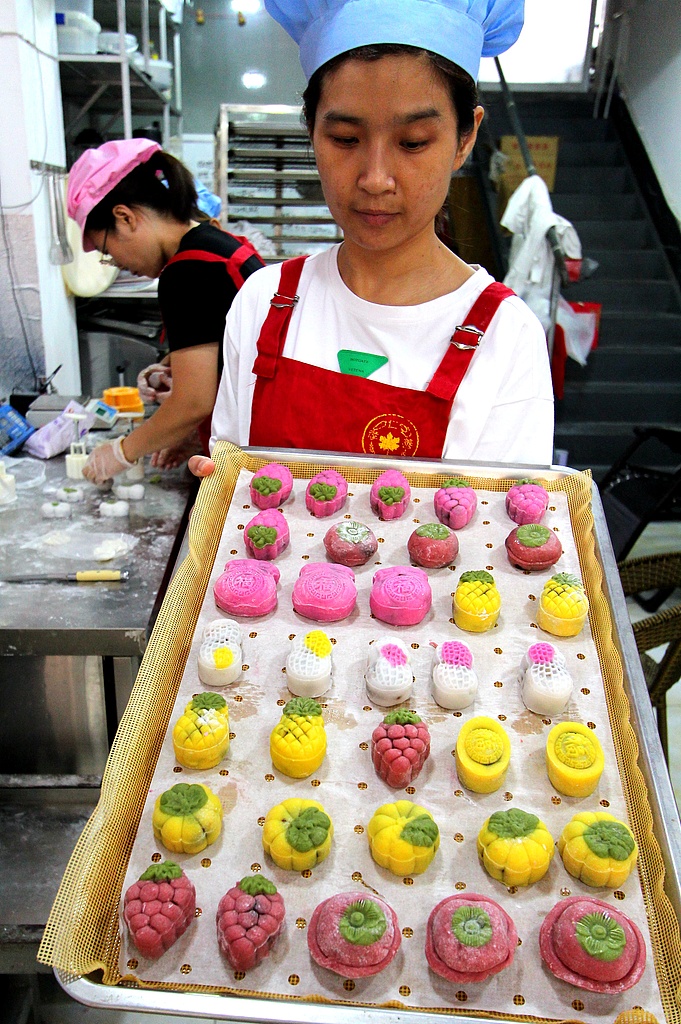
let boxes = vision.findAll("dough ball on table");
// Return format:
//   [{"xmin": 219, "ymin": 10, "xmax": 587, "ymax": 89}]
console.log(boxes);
[
  {"xmin": 41, "ymin": 501, "xmax": 72, "ymax": 519},
  {"xmin": 56, "ymin": 485, "xmax": 84, "ymax": 503},
  {"xmin": 99, "ymin": 499, "xmax": 129, "ymax": 518},
  {"xmin": 113, "ymin": 482, "xmax": 145, "ymax": 501}
]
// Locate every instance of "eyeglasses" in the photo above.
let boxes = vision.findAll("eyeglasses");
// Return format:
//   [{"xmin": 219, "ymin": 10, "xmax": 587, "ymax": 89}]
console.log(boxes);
[{"xmin": 99, "ymin": 227, "xmax": 115, "ymax": 266}]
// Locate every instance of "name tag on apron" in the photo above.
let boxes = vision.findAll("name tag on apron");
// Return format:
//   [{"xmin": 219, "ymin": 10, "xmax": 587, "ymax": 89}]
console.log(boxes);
[{"xmin": 337, "ymin": 350, "xmax": 389, "ymax": 378}]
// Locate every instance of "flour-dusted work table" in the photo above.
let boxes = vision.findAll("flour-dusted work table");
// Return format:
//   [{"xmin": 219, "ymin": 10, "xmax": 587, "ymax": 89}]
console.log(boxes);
[
  {"xmin": 0, "ymin": 451, "xmax": 195, "ymax": 972},
  {"xmin": 39, "ymin": 446, "xmax": 681, "ymax": 1022}
]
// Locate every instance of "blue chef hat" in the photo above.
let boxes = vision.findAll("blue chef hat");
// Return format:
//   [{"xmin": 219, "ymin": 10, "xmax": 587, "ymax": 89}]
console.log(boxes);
[{"xmin": 264, "ymin": 0, "xmax": 524, "ymax": 81}]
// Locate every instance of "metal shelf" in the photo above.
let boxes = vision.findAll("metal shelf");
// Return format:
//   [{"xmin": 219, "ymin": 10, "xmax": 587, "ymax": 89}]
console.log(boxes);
[
  {"xmin": 59, "ymin": 56, "xmax": 180, "ymax": 118},
  {"xmin": 216, "ymin": 104, "xmax": 342, "ymax": 258},
  {"xmin": 59, "ymin": 0, "xmax": 181, "ymax": 147}
]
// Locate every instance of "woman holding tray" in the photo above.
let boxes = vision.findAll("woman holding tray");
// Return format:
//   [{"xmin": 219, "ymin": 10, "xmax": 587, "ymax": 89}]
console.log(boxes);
[
  {"xmin": 191, "ymin": 0, "xmax": 554, "ymax": 476},
  {"xmin": 66, "ymin": 140, "xmax": 264, "ymax": 482}
]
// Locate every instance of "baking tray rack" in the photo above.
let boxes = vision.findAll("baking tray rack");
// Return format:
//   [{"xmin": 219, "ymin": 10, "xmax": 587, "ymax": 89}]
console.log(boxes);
[{"xmin": 38, "ymin": 444, "xmax": 681, "ymax": 1022}]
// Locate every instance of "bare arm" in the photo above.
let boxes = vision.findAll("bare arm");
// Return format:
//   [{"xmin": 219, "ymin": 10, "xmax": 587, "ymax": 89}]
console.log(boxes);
[{"xmin": 122, "ymin": 343, "xmax": 218, "ymax": 463}]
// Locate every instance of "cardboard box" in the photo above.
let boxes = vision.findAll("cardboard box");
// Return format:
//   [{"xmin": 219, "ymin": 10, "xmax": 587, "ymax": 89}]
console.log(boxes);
[{"xmin": 497, "ymin": 135, "xmax": 559, "ymax": 219}]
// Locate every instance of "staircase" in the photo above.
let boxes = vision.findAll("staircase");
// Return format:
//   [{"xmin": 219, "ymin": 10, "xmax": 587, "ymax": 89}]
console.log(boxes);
[{"xmin": 479, "ymin": 94, "xmax": 681, "ymax": 479}]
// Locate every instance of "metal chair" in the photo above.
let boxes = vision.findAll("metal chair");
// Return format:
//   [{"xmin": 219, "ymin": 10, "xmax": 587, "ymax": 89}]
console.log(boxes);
[
  {"xmin": 600, "ymin": 427, "xmax": 681, "ymax": 565},
  {"xmin": 618, "ymin": 551, "xmax": 681, "ymax": 763}
]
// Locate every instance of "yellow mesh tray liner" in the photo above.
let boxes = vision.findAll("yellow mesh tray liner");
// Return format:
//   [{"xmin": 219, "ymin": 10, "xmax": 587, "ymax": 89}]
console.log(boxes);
[{"xmin": 38, "ymin": 443, "xmax": 681, "ymax": 1022}]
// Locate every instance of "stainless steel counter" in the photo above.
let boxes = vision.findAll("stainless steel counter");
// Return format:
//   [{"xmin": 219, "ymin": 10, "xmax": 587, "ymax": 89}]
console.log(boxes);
[
  {"xmin": 0, "ymin": 452, "xmax": 195, "ymax": 972},
  {"xmin": 0, "ymin": 455, "xmax": 194, "ymax": 657}
]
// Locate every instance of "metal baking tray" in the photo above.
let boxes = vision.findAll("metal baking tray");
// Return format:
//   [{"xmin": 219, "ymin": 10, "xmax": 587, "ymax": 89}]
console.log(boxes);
[{"xmin": 53, "ymin": 447, "xmax": 681, "ymax": 1022}]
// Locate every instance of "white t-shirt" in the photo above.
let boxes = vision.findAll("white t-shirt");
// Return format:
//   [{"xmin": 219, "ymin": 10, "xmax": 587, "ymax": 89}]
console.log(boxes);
[{"xmin": 212, "ymin": 245, "xmax": 554, "ymax": 465}]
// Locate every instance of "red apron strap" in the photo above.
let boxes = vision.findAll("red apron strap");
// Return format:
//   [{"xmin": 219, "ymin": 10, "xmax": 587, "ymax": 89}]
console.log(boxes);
[
  {"xmin": 252, "ymin": 256, "xmax": 308, "ymax": 379},
  {"xmin": 167, "ymin": 244, "xmax": 260, "ymax": 290},
  {"xmin": 426, "ymin": 282, "xmax": 516, "ymax": 401}
]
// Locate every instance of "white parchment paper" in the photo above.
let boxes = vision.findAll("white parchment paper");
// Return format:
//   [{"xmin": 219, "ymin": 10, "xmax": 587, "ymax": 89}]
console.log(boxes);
[{"xmin": 119, "ymin": 470, "xmax": 664, "ymax": 1021}]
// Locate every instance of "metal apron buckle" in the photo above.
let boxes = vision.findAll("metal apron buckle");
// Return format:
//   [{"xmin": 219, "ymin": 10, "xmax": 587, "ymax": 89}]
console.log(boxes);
[
  {"xmin": 451, "ymin": 324, "xmax": 485, "ymax": 351},
  {"xmin": 270, "ymin": 291, "xmax": 299, "ymax": 310}
]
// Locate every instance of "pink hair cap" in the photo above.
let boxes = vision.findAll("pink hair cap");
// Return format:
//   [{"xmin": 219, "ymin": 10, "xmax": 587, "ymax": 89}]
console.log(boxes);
[{"xmin": 67, "ymin": 138, "xmax": 161, "ymax": 251}]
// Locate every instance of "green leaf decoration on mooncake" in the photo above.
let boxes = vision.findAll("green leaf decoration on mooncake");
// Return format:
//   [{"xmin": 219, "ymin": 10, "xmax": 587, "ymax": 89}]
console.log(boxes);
[
  {"xmin": 516, "ymin": 524, "xmax": 552, "ymax": 547},
  {"xmin": 139, "ymin": 861, "xmax": 183, "ymax": 882},
  {"xmin": 443, "ymin": 477, "xmax": 470, "ymax": 488},
  {"xmin": 159, "ymin": 783, "xmax": 208, "ymax": 816},
  {"xmin": 238, "ymin": 873, "xmax": 277, "ymax": 895},
  {"xmin": 338, "ymin": 899, "xmax": 387, "ymax": 946},
  {"xmin": 309, "ymin": 482, "xmax": 337, "ymax": 501},
  {"xmin": 286, "ymin": 807, "xmax": 331, "ymax": 852},
  {"xmin": 451, "ymin": 906, "xmax": 493, "ymax": 947},
  {"xmin": 583, "ymin": 820, "xmax": 636, "ymax": 861},
  {"xmin": 460, "ymin": 570, "xmax": 494, "ymax": 585},
  {"xmin": 575, "ymin": 913, "xmax": 626, "ymax": 962},
  {"xmin": 283, "ymin": 697, "xmax": 322, "ymax": 718},
  {"xmin": 252, "ymin": 475, "xmax": 282, "ymax": 496},
  {"xmin": 415, "ymin": 523, "xmax": 451, "ymax": 539},
  {"xmin": 401, "ymin": 814, "xmax": 439, "ymax": 847},
  {"xmin": 550, "ymin": 572, "xmax": 583, "ymax": 589},
  {"xmin": 247, "ymin": 525, "xmax": 278, "ymax": 548},
  {"xmin": 383, "ymin": 710, "xmax": 422, "ymax": 726},
  {"xmin": 336, "ymin": 520, "xmax": 371, "ymax": 543},
  {"xmin": 190, "ymin": 692, "xmax": 227, "ymax": 712},
  {"xmin": 378, "ymin": 486, "xmax": 405, "ymax": 505},
  {"xmin": 488, "ymin": 808, "xmax": 539, "ymax": 839}
]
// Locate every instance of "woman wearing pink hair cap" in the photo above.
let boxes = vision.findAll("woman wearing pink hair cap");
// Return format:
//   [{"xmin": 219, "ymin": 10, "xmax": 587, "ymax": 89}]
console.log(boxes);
[
  {"xmin": 67, "ymin": 140, "xmax": 264, "ymax": 483},
  {"xmin": 191, "ymin": 0, "xmax": 553, "ymax": 480}
]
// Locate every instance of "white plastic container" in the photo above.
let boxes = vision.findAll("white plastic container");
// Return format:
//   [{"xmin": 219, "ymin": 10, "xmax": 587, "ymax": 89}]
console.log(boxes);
[
  {"xmin": 56, "ymin": 11, "xmax": 101, "ymax": 55},
  {"xmin": 98, "ymin": 31, "xmax": 138, "ymax": 54},
  {"xmin": 132, "ymin": 53, "xmax": 173, "ymax": 89},
  {"xmin": 56, "ymin": 0, "xmax": 94, "ymax": 18}
]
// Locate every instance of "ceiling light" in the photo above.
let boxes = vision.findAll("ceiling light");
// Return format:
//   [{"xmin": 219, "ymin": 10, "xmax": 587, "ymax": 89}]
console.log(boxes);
[
  {"xmin": 242, "ymin": 71, "xmax": 267, "ymax": 89},
  {"xmin": 230, "ymin": 0, "xmax": 261, "ymax": 13}
]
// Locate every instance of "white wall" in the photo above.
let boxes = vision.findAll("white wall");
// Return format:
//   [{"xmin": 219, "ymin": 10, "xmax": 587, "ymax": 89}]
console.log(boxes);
[
  {"xmin": 0, "ymin": 0, "xmax": 79, "ymax": 399},
  {"xmin": 617, "ymin": 0, "xmax": 681, "ymax": 228}
]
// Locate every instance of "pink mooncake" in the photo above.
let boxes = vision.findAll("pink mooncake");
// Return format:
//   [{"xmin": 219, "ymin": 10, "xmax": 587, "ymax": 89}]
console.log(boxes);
[
  {"xmin": 505, "ymin": 479, "xmax": 550, "ymax": 525},
  {"xmin": 539, "ymin": 896, "xmax": 646, "ymax": 993},
  {"xmin": 371, "ymin": 710, "xmax": 431, "ymax": 788},
  {"xmin": 292, "ymin": 562, "xmax": 357, "ymax": 622},
  {"xmin": 308, "ymin": 891, "xmax": 401, "ymax": 978},
  {"xmin": 426, "ymin": 893, "xmax": 517, "ymax": 983},
  {"xmin": 370, "ymin": 566, "xmax": 432, "ymax": 626},
  {"xmin": 124, "ymin": 861, "xmax": 196, "ymax": 960},
  {"xmin": 407, "ymin": 522, "xmax": 459, "ymax": 568},
  {"xmin": 370, "ymin": 469, "xmax": 410, "ymax": 520},
  {"xmin": 306, "ymin": 470, "xmax": 348, "ymax": 518},
  {"xmin": 249, "ymin": 463, "xmax": 293, "ymax": 510},
  {"xmin": 214, "ymin": 559, "xmax": 280, "ymax": 617},
  {"xmin": 505, "ymin": 524, "xmax": 561, "ymax": 571},
  {"xmin": 244, "ymin": 509, "xmax": 290, "ymax": 560},
  {"xmin": 216, "ymin": 873, "xmax": 285, "ymax": 972},
  {"xmin": 324, "ymin": 520, "xmax": 377, "ymax": 567},
  {"xmin": 433, "ymin": 477, "xmax": 477, "ymax": 529}
]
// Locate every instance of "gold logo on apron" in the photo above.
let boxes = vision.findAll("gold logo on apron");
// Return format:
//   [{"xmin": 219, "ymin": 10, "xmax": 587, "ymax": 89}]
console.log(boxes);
[{"xmin": 362, "ymin": 414, "xmax": 420, "ymax": 456}]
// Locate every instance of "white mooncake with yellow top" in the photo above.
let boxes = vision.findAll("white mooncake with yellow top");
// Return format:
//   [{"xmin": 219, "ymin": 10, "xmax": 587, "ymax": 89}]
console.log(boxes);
[
  {"xmin": 286, "ymin": 630, "xmax": 333, "ymax": 697},
  {"xmin": 198, "ymin": 618, "xmax": 243, "ymax": 688}
]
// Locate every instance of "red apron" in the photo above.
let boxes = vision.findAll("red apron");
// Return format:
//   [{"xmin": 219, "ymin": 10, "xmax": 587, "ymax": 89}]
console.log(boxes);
[
  {"xmin": 162, "ymin": 235, "xmax": 262, "ymax": 454},
  {"xmin": 248, "ymin": 256, "xmax": 514, "ymax": 459}
]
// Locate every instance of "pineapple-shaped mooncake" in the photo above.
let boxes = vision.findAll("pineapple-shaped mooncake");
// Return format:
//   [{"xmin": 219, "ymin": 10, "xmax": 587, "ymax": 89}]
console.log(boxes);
[
  {"xmin": 172, "ymin": 692, "xmax": 230, "ymax": 770},
  {"xmin": 270, "ymin": 697, "xmax": 327, "ymax": 778},
  {"xmin": 453, "ymin": 570, "xmax": 501, "ymax": 633},
  {"xmin": 536, "ymin": 573, "xmax": 589, "ymax": 637}
]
